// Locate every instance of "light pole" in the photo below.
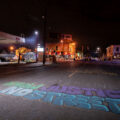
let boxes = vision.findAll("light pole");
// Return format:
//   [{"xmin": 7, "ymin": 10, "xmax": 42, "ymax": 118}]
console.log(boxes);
[
  {"xmin": 35, "ymin": 31, "xmax": 39, "ymax": 62},
  {"xmin": 17, "ymin": 48, "xmax": 21, "ymax": 64},
  {"xmin": 42, "ymin": 13, "xmax": 47, "ymax": 65},
  {"xmin": 9, "ymin": 46, "xmax": 15, "ymax": 53},
  {"xmin": 60, "ymin": 40, "xmax": 64, "ymax": 56},
  {"xmin": 42, "ymin": 0, "xmax": 49, "ymax": 65},
  {"xmin": 96, "ymin": 47, "xmax": 101, "ymax": 58}
]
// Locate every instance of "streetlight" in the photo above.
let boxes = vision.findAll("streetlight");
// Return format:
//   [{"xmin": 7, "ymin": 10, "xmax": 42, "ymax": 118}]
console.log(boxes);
[
  {"xmin": 60, "ymin": 40, "xmax": 64, "ymax": 56},
  {"xmin": 9, "ymin": 45, "xmax": 15, "ymax": 62},
  {"xmin": 35, "ymin": 31, "xmax": 38, "ymax": 35},
  {"xmin": 9, "ymin": 46, "xmax": 15, "ymax": 52},
  {"xmin": 17, "ymin": 33, "xmax": 26, "ymax": 64},
  {"xmin": 96, "ymin": 47, "xmax": 101, "ymax": 58},
  {"xmin": 96, "ymin": 47, "xmax": 101, "ymax": 52},
  {"xmin": 35, "ymin": 31, "xmax": 39, "ymax": 62},
  {"xmin": 42, "ymin": 14, "xmax": 47, "ymax": 65}
]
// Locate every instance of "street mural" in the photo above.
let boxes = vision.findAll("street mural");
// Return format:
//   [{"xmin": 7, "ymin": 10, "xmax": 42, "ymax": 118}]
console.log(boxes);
[{"xmin": 0, "ymin": 81, "xmax": 120, "ymax": 114}]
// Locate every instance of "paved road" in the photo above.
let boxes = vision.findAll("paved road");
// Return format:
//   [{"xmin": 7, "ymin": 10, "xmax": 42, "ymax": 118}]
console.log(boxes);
[{"xmin": 0, "ymin": 61, "xmax": 120, "ymax": 120}]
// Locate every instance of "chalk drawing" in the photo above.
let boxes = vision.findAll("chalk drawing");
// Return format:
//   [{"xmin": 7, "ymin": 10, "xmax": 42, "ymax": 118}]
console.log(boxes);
[
  {"xmin": 105, "ymin": 98, "xmax": 120, "ymax": 114},
  {"xmin": 0, "ymin": 87, "xmax": 33, "ymax": 96},
  {"xmin": 104, "ymin": 90, "xmax": 120, "ymax": 99},
  {"xmin": 0, "ymin": 87, "xmax": 23, "ymax": 95},
  {"xmin": 0, "ymin": 82, "xmax": 120, "ymax": 114},
  {"xmin": 39, "ymin": 85, "xmax": 120, "ymax": 99},
  {"xmin": 24, "ymin": 90, "xmax": 46, "ymax": 100},
  {"xmin": 4, "ymin": 82, "xmax": 44, "ymax": 89}
]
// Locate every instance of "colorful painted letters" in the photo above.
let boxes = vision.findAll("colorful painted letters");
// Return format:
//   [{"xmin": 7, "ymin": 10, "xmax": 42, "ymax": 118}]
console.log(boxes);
[{"xmin": 0, "ymin": 82, "xmax": 120, "ymax": 114}]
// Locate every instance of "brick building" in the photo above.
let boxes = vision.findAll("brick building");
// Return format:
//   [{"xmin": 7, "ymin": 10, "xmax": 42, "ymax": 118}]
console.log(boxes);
[
  {"xmin": 46, "ymin": 34, "xmax": 76, "ymax": 59},
  {"xmin": 106, "ymin": 45, "xmax": 120, "ymax": 59}
]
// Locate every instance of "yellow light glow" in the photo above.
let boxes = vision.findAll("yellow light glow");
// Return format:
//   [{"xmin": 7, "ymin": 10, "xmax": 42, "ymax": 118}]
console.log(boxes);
[
  {"xmin": 9, "ymin": 46, "xmax": 14, "ymax": 51},
  {"xmin": 60, "ymin": 40, "xmax": 63, "ymax": 43}
]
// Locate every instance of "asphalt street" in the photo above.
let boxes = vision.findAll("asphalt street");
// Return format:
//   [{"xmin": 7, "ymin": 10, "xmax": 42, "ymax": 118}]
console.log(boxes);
[{"xmin": 0, "ymin": 61, "xmax": 120, "ymax": 120}]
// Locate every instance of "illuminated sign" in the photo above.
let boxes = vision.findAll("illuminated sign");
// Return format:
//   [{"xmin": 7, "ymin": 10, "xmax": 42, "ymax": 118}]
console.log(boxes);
[{"xmin": 37, "ymin": 44, "xmax": 44, "ymax": 52}]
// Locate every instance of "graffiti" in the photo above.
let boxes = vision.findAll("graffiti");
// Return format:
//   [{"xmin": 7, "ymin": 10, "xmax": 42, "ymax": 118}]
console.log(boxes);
[
  {"xmin": 4, "ymin": 82, "xmax": 44, "ymax": 89},
  {"xmin": 0, "ymin": 82, "xmax": 120, "ymax": 114}
]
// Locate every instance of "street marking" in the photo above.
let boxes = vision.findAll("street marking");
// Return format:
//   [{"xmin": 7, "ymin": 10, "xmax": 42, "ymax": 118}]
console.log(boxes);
[
  {"xmin": 68, "ymin": 71, "xmax": 78, "ymax": 78},
  {"xmin": 68, "ymin": 70, "xmax": 118, "ymax": 78},
  {"xmin": 102, "ymin": 72, "xmax": 118, "ymax": 76},
  {"xmin": 70, "ymin": 70, "xmax": 118, "ymax": 76}
]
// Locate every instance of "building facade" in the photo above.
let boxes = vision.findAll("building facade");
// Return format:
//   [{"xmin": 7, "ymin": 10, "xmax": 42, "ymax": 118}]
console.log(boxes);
[
  {"xmin": 45, "ymin": 34, "xmax": 76, "ymax": 59},
  {"xmin": 106, "ymin": 45, "xmax": 120, "ymax": 59}
]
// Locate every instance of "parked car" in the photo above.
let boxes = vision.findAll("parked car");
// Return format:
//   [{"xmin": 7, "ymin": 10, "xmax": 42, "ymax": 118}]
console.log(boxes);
[{"xmin": 0, "ymin": 57, "xmax": 9, "ymax": 62}]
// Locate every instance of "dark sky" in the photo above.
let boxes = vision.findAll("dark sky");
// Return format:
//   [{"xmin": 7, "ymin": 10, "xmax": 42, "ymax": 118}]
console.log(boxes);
[{"xmin": 0, "ymin": 0, "xmax": 120, "ymax": 51}]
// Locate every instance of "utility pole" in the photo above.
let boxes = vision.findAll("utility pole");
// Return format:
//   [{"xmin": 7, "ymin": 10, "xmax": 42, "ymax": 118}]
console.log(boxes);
[
  {"xmin": 42, "ymin": 7, "xmax": 47, "ymax": 65},
  {"xmin": 18, "ymin": 51, "xmax": 20, "ymax": 64},
  {"xmin": 18, "ymin": 33, "xmax": 25, "ymax": 64},
  {"xmin": 35, "ymin": 31, "xmax": 39, "ymax": 62}
]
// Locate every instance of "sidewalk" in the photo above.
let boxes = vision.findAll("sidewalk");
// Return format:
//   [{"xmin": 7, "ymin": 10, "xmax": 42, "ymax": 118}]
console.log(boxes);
[
  {"xmin": 0, "ymin": 61, "xmax": 52, "ymax": 67},
  {"xmin": 81, "ymin": 60, "xmax": 120, "ymax": 66},
  {"xmin": 102, "ymin": 60, "xmax": 120, "ymax": 66},
  {"xmin": 24, "ymin": 61, "xmax": 52, "ymax": 67},
  {"xmin": 0, "ymin": 61, "xmax": 25, "ymax": 65}
]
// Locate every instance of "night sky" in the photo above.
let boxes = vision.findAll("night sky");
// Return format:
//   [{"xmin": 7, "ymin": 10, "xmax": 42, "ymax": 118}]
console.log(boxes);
[{"xmin": 0, "ymin": 0, "xmax": 120, "ymax": 52}]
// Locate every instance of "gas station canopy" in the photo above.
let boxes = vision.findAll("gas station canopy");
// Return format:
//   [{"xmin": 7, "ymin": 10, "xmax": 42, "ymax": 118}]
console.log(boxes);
[{"xmin": 0, "ymin": 31, "xmax": 25, "ymax": 44}]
